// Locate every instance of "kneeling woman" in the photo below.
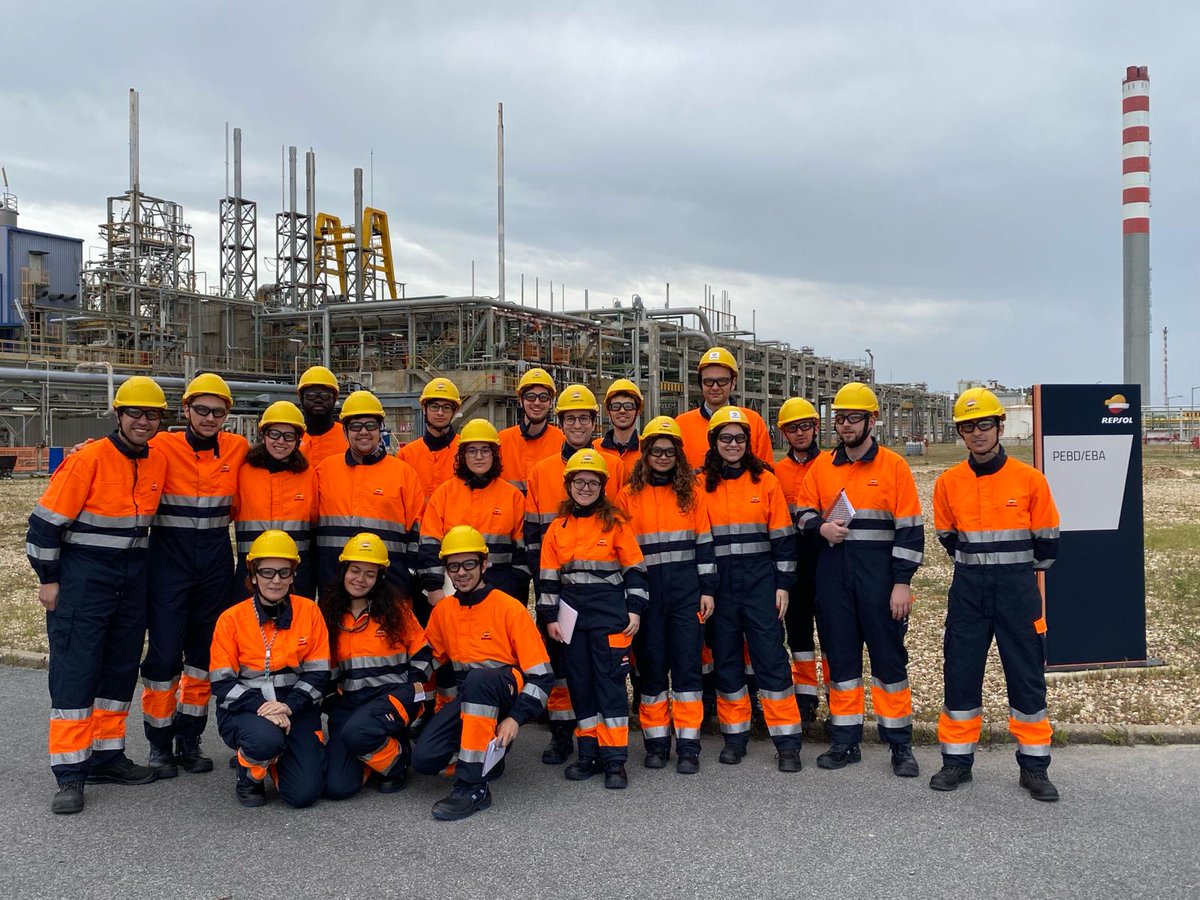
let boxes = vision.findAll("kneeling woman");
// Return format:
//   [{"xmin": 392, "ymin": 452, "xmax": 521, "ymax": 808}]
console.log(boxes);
[
  {"xmin": 537, "ymin": 450, "xmax": 648, "ymax": 790},
  {"xmin": 703, "ymin": 407, "xmax": 803, "ymax": 772},
  {"xmin": 210, "ymin": 530, "xmax": 330, "ymax": 808},
  {"xmin": 319, "ymin": 533, "xmax": 432, "ymax": 800}
]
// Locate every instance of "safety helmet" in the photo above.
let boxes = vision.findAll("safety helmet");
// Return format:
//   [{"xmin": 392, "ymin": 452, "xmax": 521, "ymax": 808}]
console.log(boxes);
[
  {"xmin": 338, "ymin": 532, "xmax": 391, "ymax": 567},
  {"xmin": 556, "ymin": 384, "xmax": 600, "ymax": 415},
  {"xmin": 258, "ymin": 401, "xmax": 306, "ymax": 433},
  {"xmin": 953, "ymin": 387, "xmax": 1006, "ymax": 424},
  {"xmin": 246, "ymin": 529, "xmax": 301, "ymax": 565},
  {"xmin": 778, "ymin": 397, "xmax": 819, "ymax": 427},
  {"xmin": 707, "ymin": 406, "xmax": 750, "ymax": 434},
  {"xmin": 113, "ymin": 376, "xmax": 168, "ymax": 411},
  {"xmin": 420, "ymin": 378, "xmax": 462, "ymax": 406},
  {"xmin": 831, "ymin": 382, "xmax": 879, "ymax": 414},
  {"xmin": 183, "ymin": 373, "xmax": 233, "ymax": 407},
  {"xmin": 639, "ymin": 415, "xmax": 684, "ymax": 443},
  {"xmin": 698, "ymin": 347, "xmax": 739, "ymax": 376},
  {"xmin": 517, "ymin": 368, "xmax": 556, "ymax": 397},
  {"xmin": 458, "ymin": 418, "xmax": 501, "ymax": 445},
  {"xmin": 339, "ymin": 390, "xmax": 386, "ymax": 421},
  {"xmin": 297, "ymin": 365, "xmax": 339, "ymax": 396},
  {"xmin": 563, "ymin": 448, "xmax": 609, "ymax": 479},
  {"xmin": 438, "ymin": 525, "xmax": 490, "ymax": 559},
  {"xmin": 604, "ymin": 378, "xmax": 644, "ymax": 407}
]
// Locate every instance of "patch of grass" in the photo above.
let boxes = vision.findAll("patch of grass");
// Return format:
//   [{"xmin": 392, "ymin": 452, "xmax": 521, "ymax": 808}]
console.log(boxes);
[{"xmin": 1145, "ymin": 523, "xmax": 1200, "ymax": 554}]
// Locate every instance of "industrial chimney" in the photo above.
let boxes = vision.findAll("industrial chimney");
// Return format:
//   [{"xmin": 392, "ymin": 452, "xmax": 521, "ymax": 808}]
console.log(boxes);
[{"xmin": 1122, "ymin": 65, "xmax": 1150, "ymax": 399}]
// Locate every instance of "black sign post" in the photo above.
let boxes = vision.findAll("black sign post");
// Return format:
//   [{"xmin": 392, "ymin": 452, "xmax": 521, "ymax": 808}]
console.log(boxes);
[{"xmin": 1033, "ymin": 384, "xmax": 1149, "ymax": 669}]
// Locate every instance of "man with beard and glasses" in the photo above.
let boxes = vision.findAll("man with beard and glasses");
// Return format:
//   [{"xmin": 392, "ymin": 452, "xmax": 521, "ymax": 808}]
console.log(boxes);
[
  {"xmin": 296, "ymin": 366, "xmax": 348, "ymax": 470},
  {"xmin": 398, "ymin": 378, "xmax": 462, "ymax": 509},
  {"xmin": 677, "ymin": 347, "xmax": 773, "ymax": 471},
  {"xmin": 498, "ymin": 368, "xmax": 565, "ymax": 495},
  {"xmin": 594, "ymin": 378, "xmax": 644, "ymax": 474}
]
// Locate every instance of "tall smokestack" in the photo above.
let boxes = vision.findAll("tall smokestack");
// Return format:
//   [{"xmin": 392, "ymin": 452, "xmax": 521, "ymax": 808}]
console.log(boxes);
[{"xmin": 1122, "ymin": 65, "xmax": 1150, "ymax": 399}]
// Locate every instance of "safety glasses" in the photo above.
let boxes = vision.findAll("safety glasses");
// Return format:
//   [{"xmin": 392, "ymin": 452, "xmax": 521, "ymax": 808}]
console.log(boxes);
[
  {"xmin": 522, "ymin": 391, "xmax": 553, "ymax": 404},
  {"xmin": 445, "ymin": 559, "xmax": 482, "ymax": 574},
  {"xmin": 782, "ymin": 421, "xmax": 816, "ymax": 434},
  {"xmin": 701, "ymin": 377, "xmax": 732, "ymax": 389},
  {"xmin": 120, "ymin": 408, "xmax": 163, "ymax": 422},
  {"xmin": 833, "ymin": 413, "xmax": 868, "ymax": 426},
  {"xmin": 607, "ymin": 401, "xmax": 638, "ymax": 413},
  {"xmin": 346, "ymin": 421, "xmax": 381, "ymax": 433},
  {"xmin": 190, "ymin": 404, "xmax": 228, "ymax": 420},
  {"xmin": 957, "ymin": 418, "xmax": 999, "ymax": 434},
  {"xmin": 255, "ymin": 567, "xmax": 294, "ymax": 581},
  {"xmin": 263, "ymin": 428, "xmax": 299, "ymax": 443},
  {"xmin": 716, "ymin": 433, "xmax": 748, "ymax": 445},
  {"xmin": 645, "ymin": 446, "xmax": 677, "ymax": 458}
]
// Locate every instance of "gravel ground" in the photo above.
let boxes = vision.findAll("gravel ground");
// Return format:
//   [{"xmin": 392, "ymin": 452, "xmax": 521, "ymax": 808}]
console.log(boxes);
[{"xmin": 3, "ymin": 445, "xmax": 1198, "ymax": 728}]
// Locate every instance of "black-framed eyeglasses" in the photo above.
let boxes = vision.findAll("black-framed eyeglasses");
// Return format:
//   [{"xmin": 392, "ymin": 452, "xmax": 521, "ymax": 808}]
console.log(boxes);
[
  {"xmin": 425, "ymin": 401, "xmax": 456, "ymax": 414},
  {"xmin": 782, "ymin": 421, "xmax": 816, "ymax": 434},
  {"xmin": 561, "ymin": 414, "xmax": 594, "ymax": 427},
  {"xmin": 190, "ymin": 403, "xmax": 228, "ymax": 420},
  {"xmin": 445, "ymin": 559, "xmax": 482, "ymax": 574},
  {"xmin": 302, "ymin": 389, "xmax": 336, "ymax": 401},
  {"xmin": 571, "ymin": 478, "xmax": 603, "ymax": 491},
  {"xmin": 263, "ymin": 428, "xmax": 299, "ymax": 443},
  {"xmin": 522, "ymin": 391, "xmax": 553, "ymax": 404},
  {"xmin": 120, "ymin": 408, "xmax": 163, "ymax": 422},
  {"xmin": 958, "ymin": 418, "xmax": 999, "ymax": 434},
  {"xmin": 255, "ymin": 566, "xmax": 294, "ymax": 581},
  {"xmin": 717, "ymin": 433, "xmax": 748, "ymax": 445},
  {"xmin": 607, "ymin": 401, "xmax": 638, "ymax": 413},
  {"xmin": 833, "ymin": 413, "xmax": 868, "ymax": 426},
  {"xmin": 463, "ymin": 445, "xmax": 494, "ymax": 457},
  {"xmin": 646, "ymin": 446, "xmax": 677, "ymax": 459},
  {"xmin": 701, "ymin": 377, "xmax": 733, "ymax": 389},
  {"xmin": 346, "ymin": 421, "xmax": 381, "ymax": 433}
]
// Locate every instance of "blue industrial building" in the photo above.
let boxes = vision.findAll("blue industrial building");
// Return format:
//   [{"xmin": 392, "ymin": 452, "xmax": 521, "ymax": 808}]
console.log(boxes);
[{"xmin": 0, "ymin": 193, "xmax": 83, "ymax": 341}]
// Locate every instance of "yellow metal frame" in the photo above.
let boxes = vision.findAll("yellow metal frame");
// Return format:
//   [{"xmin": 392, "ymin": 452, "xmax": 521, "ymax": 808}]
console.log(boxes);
[{"xmin": 314, "ymin": 209, "xmax": 398, "ymax": 300}]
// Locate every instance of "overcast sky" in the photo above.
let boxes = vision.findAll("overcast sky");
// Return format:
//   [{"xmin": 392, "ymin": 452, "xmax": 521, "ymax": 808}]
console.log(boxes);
[{"xmin": 4, "ymin": 2, "xmax": 1198, "ymax": 398}]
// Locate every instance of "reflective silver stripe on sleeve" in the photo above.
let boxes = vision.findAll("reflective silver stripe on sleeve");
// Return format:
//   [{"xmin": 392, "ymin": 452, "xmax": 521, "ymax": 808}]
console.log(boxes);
[
  {"xmin": 954, "ymin": 550, "xmax": 1035, "ymax": 565},
  {"xmin": 893, "ymin": 546, "xmax": 923, "ymax": 563}
]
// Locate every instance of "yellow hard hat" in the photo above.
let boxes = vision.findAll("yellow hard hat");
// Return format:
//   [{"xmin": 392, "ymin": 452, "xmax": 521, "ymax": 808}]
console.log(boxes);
[
  {"xmin": 556, "ymin": 384, "xmax": 600, "ymax": 415},
  {"xmin": 338, "ymin": 532, "xmax": 391, "ymax": 567},
  {"xmin": 953, "ymin": 387, "xmax": 1006, "ymax": 424},
  {"xmin": 459, "ymin": 418, "xmax": 501, "ymax": 445},
  {"xmin": 517, "ymin": 368, "xmax": 556, "ymax": 396},
  {"xmin": 563, "ymin": 448, "xmax": 609, "ymax": 479},
  {"xmin": 259, "ymin": 401, "xmax": 306, "ymax": 433},
  {"xmin": 831, "ymin": 382, "xmax": 879, "ymax": 414},
  {"xmin": 114, "ymin": 376, "xmax": 168, "ymax": 410},
  {"xmin": 698, "ymin": 347, "xmax": 738, "ymax": 376},
  {"xmin": 439, "ymin": 525, "xmax": 490, "ymax": 559},
  {"xmin": 604, "ymin": 378, "xmax": 644, "ymax": 407},
  {"xmin": 183, "ymin": 373, "xmax": 233, "ymax": 407},
  {"xmin": 246, "ymin": 529, "xmax": 301, "ymax": 565},
  {"xmin": 639, "ymin": 415, "xmax": 683, "ymax": 443},
  {"xmin": 707, "ymin": 406, "xmax": 750, "ymax": 433},
  {"xmin": 778, "ymin": 397, "xmax": 818, "ymax": 427},
  {"xmin": 339, "ymin": 390, "xmax": 386, "ymax": 420},
  {"xmin": 420, "ymin": 378, "xmax": 462, "ymax": 406},
  {"xmin": 297, "ymin": 365, "xmax": 339, "ymax": 396}
]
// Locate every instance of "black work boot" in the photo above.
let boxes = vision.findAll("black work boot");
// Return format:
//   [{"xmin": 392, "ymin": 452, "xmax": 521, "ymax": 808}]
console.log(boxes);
[
  {"xmin": 643, "ymin": 748, "xmax": 669, "ymax": 769},
  {"xmin": 676, "ymin": 755, "xmax": 700, "ymax": 775},
  {"xmin": 432, "ymin": 781, "xmax": 492, "ymax": 821},
  {"xmin": 890, "ymin": 743, "xmax": 920, "ymax": 778},
  {"xmin": 51, "ymin": 782, "xmax": 85, "ymax": 815},
  {"xmin": 148, "ymin": 743, "xmax": 179, "ymax": 779},
  {"xmin": 777, "ymin": 749, "xmax": 802, "ymax": 773},
  {"xmin": 86, "ymin": 755, "xmax": 158, "ymax": 785},
  {"xmin": 564, "ymin": 757, "xmax": 600, "ymax": 781},
  {"xmin": 235, "ymin": 766, "xmax": 267, "ymax": 808},
  {"xmin": 718, "ymin": 743, "xmax": 746, "ymax": 765},
  {"xmin": 541, "ymin": 724, "xmax": 573, "ymax": 765},
  {"xmin": 930, "ymin": 765, "xmax": 973, "ymax": 792},
  {"xmin": 175, "ymin": 736, "xmax": 213, "ymax": 774},
  {"xmin": 604, "ymin": 763, "xmax": 629, "ymax": 790},
  {"xmin": 378, "ymin": 767, "xmax": 408, "ymax": 794},
  {"xmin": 816, "ymin": 743, "xmax": 861, "ymax": 770},
  {"xmin": 1019, "ymin": 768, "xmax": 1060, "ymax": 802}
]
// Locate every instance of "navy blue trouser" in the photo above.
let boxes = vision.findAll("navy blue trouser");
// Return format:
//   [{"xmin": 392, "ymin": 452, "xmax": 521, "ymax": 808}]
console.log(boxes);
[
  {"xmin": 217, "ymin": 705, "xmax": 325, "ymax": 808},
  {"xmin": 565, "ymin": 627, "xmax": 631, "ymax": 765},
  {"xmin": 324, "ymin": 696, "xmax": 411, "ymax": 800},
  {"xmin": 412, "ymin": 668, "xmax": 516, "ymax": 785},
  {"xmin": 633, "ymin": 592, "xmax": 704, "ymax": 757}
]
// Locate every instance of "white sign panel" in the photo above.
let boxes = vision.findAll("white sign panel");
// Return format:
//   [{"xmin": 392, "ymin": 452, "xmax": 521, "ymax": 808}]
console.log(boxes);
[{"xmin": 1041, "ymin": 434, "xmax": 1133, "ymax": 532}]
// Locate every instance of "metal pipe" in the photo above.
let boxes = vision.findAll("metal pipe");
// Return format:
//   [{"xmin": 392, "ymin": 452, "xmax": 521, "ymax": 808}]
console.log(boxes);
[
  {"xmin": 306, "ymin": 150, "xmax": 316, "ymax": 307},
  {"xmin": 354, "ymin": 168, "xmax": 365, "ymax": 301},
  {"xmin": 497, "ymin": 102, "xmax": 505, "ymax": 303},
  {"xmin": 0, "ymin": 367, "xmax": 300, "ymax": 396}
]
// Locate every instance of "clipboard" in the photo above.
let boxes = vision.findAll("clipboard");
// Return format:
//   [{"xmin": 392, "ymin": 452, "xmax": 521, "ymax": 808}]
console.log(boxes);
[
  {"xmin": 482, "ymin": 737, "xmax": 506, "ymax": 776},
  {"xmin": 557, "ymin": 600, "xmax": 579, "ymax": 644}
]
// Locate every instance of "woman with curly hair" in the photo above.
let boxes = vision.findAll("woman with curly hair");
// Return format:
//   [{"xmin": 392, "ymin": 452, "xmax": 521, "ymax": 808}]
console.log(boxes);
[
  {"xmin": 702, "ymin": 407, "xmax": 803, "ymax": 772},
  {"xmin": 319, "ymin": 533, "xmax": 432, "ymax": 800},
  {"xmin": 417, "ymin": 418, "xmax": 528, "ymax": 602},
  {"xmin": 615, "ymin": 416, "xmax": 716, "ymax": 775}
]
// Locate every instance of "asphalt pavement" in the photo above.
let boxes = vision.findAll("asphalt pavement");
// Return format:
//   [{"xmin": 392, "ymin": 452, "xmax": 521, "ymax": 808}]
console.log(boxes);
[{"xmin": 1, "ymin": 664, "xmax": 1197, "ymax": 900}]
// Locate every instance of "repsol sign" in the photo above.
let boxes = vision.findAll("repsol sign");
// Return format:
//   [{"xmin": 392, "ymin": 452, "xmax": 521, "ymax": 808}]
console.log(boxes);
[{"xmin": 1100, "ymin": 416, "xmax": 1134, "ymax": 424}]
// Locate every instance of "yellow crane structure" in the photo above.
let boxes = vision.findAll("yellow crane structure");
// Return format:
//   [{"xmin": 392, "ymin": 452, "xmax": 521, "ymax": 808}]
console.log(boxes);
[{"xmin": 315, "ymin": 207, "xmax": 398, "ymax": 300}]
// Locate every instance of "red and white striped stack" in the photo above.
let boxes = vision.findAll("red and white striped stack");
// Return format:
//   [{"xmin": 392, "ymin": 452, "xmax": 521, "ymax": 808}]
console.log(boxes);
[{"xmin": 1121, "ymin": 66, "xmax": 1150, "ymax": 236}]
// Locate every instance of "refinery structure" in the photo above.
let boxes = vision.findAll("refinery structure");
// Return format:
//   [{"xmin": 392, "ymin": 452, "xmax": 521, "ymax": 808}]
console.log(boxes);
[{"xmin": 2, "ymin": 89, "xmax": 966, "ymax": 456}]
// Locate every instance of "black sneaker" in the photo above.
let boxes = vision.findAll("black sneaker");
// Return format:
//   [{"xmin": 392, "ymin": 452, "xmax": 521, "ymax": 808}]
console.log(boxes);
[
  {"xmin": 890, "ymin": 743, "xmax": 920, "ymax": 778},
  {"xmin": 378, "ymin": 768, "xmax": 408, "ymax": 794},
  {"xmin": 777, "ymin": 749, "xmax": 802, "ymax": 773},
  {"xmin": 564, "ymin": 757, "xmax": 600, "ymax": 781},
  {"xmin": 175, "ymin": 736, "xmax": 213, "ymax": 774},
  {"xmin": 676, "ymin": 755, "xmax": 700, "ymax": 775},
  {"xmin": 718, "ymin": 744, "xmax": 746, "ymax": 765},
  {"xmin": 604, "ymin": 764, "xmax": 629, "ymax": 790},
  {"xmin": 86, "ymin": 756, "xmax": 158, "ymax": 786},
  {"xmin": 51, "ymin": 782, "xmax": 85, "ymax": 815},
  {"xmin": 148, "ymin": 744, "xmax": 178, "ymax": 779},
  {"xmin": 643, "ymin": 750, "xmax": 669, "ymax": 769},
  {"xmin": 816, "ymin": 743, "xmax": 861, "ymax": 770},
  {"xmin": 930, "ymin": 765, "xmax": 973, "ymax": 792},
  {"xmin": 432, "ymin": 781, "xmax": 492, "ymax": 821},
  {"xmin": 235, "ymin": 766, "xmax": 267, "ymax": 808},
  {"xmin": 541, "ymin": 727, "xmax": 574, "ymax": 766},
  {"xmin": 1019, "ymin": 768, "xmax": 1060, "ymax": 802}
]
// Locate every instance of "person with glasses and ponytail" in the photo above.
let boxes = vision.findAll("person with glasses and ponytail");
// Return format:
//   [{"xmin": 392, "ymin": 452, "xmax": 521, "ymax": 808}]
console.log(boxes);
[
  {"xmin": 210, "ymin": 530, "xmax": 330, "ymax": 809},
  {"xmin": 233, "ymin": 401, "xmax": 317, "ymax": 600},
  {"xmin": 320, "ymin": 533, "xmax": 432, "ymax": 801}
]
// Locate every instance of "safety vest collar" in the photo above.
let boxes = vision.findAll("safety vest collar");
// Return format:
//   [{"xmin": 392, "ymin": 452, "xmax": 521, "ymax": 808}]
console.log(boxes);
[
  {"xmin": 106, "ymin": 429, "xmax": 149, "ymax": 460},
  {"xmin": 345, "ymin": 445, "xmax": 387, "ymax": 467},
  {"xmin": 185, "ymin": 426, "xmax": 221, "ymax": 456},
  {"xmin": 788, "ymin": 443, "xmax": 820, "ymax": 465},
  {"xmin": 422, "ymin": 425, "xmax": 456, "ymax": 452},
  {"xmin": 832, "ymin": 437, "xmax": 878, "ymax": 467},
  {"xmin": 454, "ymin": 583, "xmax": 492, "ymax": 608},
  {"xmin": 518, "ymin": 417, "xmax": 550, "ymax": 440},
  {"xmin": 253, "ymin": 591, "xmax": 294, "ymax": 629},
  {"xmin": 968, "ymin": 445, "xmax": 1008, "ymax": 478},
  {"xmin": 600, "ymin": 429, "xmax": 639, "ymax": 454}
]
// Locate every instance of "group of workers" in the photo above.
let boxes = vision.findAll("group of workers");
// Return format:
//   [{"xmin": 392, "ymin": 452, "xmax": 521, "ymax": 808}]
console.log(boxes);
[{"xmin": 26, "ymin": 346, "xmax": 1063, "ymax": 821}]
